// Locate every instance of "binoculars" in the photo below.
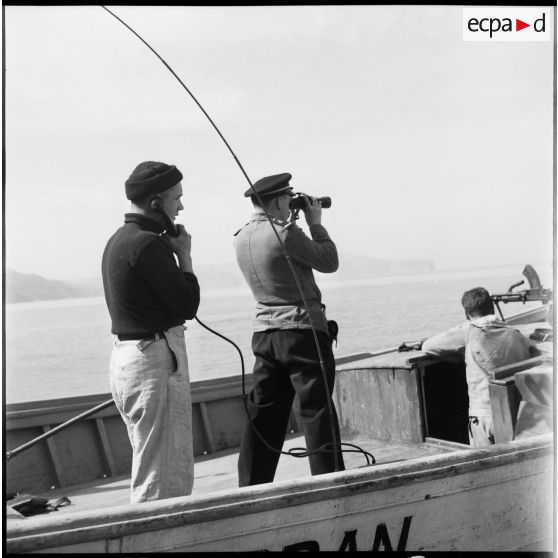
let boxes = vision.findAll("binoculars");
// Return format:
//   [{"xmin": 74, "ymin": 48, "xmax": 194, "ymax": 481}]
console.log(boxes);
[{"xmin": 289, "ymin": 193, "xmax": 332, "ymax": 210}]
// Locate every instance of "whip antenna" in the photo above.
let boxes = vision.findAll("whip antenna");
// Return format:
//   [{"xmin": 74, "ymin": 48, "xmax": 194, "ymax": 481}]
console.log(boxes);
[{"xmin": 100, "ymin": 6, "xmax": 250, "ymax": 186}]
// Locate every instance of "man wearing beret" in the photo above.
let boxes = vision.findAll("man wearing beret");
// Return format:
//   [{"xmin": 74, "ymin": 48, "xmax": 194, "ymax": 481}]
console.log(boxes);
[
  {"xmin": 234, "ymin": 173, "xmax": 345, "ymax": 486},
  {"xmin": 102, "ymin": 161, "xmax": 200, "ymax": 503}
]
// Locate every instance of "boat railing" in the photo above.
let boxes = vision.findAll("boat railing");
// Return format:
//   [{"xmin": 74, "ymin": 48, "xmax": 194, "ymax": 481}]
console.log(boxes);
[{"xmin": 5, "ymin": 351, "xmax": 378, "ymax": 494}]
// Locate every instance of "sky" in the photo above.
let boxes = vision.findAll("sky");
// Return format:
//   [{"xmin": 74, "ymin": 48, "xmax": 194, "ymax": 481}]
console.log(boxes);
[{"xmin": 3, "ymin": 5, "xmax": 555, "ymax": 281}]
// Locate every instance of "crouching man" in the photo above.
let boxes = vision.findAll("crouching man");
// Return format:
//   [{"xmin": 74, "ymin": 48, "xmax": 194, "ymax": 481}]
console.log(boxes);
[{"xmin": 422, "ymin": 287, "xmax": 531, "ymax": 447}]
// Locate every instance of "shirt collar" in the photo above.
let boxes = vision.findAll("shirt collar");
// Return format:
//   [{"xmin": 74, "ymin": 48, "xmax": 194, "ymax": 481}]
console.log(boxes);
[
  {"xmin": 124, "ymin": 213, "xmax": 165, "ymax": 234},
  {"xmin": 251, "ymin": 210, "xmax": 269, "ymax": 221},
  {"xmin": 250, "ymin": 211, "xmax": 289, "ymax": 227},
  {"xmin": 470, "ymin": 314, "xmax": 498, "ymax": 326}
]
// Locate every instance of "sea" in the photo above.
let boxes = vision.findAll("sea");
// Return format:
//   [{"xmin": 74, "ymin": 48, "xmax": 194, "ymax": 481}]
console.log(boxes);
[{"xmin": 5, "ymin": 265, "xmax": 551, "ymax": 404}]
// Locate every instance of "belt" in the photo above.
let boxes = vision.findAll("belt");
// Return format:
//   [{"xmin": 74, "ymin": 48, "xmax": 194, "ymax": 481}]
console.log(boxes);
[{"xmin": 116, "ymin": 332, "xmax": 164, "ymax": 342}]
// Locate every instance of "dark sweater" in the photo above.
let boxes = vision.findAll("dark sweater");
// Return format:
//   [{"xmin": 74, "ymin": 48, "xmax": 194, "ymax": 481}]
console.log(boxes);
[{"xmin": 102, "ymin": 213, "xmax": 200, "ymax": 337}]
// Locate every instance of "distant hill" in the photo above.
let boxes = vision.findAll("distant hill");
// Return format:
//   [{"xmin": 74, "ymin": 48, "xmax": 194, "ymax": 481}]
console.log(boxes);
[
  {"xmin": 5, "ymin": 255, "xmax": 435, "ymax": 303},
  {"xmin": 5, "ymin": 269, "xmax": 92, "ymax": 303}
]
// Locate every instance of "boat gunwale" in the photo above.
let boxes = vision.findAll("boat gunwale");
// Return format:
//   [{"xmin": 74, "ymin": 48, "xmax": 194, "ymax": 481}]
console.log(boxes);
[
  {"xmin": 6, "ymin": 433, "xmax": 553, "ymax": 552},
  {"xmin": 5, "ymin": 375, "xmax": 253, "ymax": 417},
  {"xmin": 5, "ymin": 353, "xmax": 380, "ymax": 422}
]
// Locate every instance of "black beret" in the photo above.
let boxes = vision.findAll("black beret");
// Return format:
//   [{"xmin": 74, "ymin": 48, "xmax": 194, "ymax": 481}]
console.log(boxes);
[
  {"xmin": 244, "ymin": 173, "xmax": 292, "ymax": 198},
  {"xmin": 125, "ymin": 161, "xmax": 183, "ymax": 201}
]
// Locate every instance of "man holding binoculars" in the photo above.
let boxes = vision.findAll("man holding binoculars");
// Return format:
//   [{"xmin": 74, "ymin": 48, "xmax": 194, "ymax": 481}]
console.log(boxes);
[{"xmin": 234, "ymin": 172, "xmax": 345, "ymax": 486}]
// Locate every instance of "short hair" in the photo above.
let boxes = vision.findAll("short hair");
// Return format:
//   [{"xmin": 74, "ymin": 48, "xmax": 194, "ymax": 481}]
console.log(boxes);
[
  {"xmin": 131, "ymin": 193, "xmax": 153, "ymax": 208},
  {"xmin": 251, "ymin": 194, "xmax": 279, "ymax": 208},
  {"xmin": 461, "ymin": 287, "xmax": 494, "ymax": 318}
]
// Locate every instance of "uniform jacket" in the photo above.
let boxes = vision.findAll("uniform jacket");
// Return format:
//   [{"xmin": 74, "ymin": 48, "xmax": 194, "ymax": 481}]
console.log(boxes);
[{"xmin": 234, "ymin": 211, "xmax": 338, "ymax": 334}]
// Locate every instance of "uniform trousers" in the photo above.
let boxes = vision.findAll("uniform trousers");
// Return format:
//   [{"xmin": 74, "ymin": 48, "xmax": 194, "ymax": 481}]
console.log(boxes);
[
  {"xmin": 109, "ymin": 325, "xmax": 194, "ymax": 503},
  {"xmin": 238, "ymin": 328, "xmax": 345, "ymax": 487}
]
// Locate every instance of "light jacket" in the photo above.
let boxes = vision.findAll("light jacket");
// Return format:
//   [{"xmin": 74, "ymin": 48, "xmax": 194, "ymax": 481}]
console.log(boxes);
[
  {"xmin": 422, "ymin": 314, "xmax": 531, "ymax": 417},
  {"xmin": 234, "ymin": 211, "xmax": 338, "ymax": 334}
]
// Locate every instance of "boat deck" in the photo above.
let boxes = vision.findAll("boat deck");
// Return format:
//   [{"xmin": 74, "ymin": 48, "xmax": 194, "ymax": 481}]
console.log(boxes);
[{"xmin": 20, "ymin": 435, "xmax": 463, "ymax": 518}]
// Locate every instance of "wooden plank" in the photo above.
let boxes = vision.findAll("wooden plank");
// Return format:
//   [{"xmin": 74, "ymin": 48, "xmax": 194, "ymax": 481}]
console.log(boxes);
[
  {"xmin": 95, "ymin": 418, "xmax": 118, "ymax": 477},
  {"xmin": 492, "ymin": 356, "xmax": 547, "ymax": 380},
  {"xmin": 393, "ymin": 368, "xmax": 424, "ymax": 443},
  {"xmin": 489, "ymin": 380, "xmax": 522, "ymax": 443},
  {"xmin": 191, "ymin": 378, "xmax": 253, "ymax": 404},
  {"xmin": 405, "ymin": 354, "xmax": 442, "ymax": 367},
  {"xmin": 198, "ymin": 402, "xmax": 217, "ymax": 454},
  {"xmin": 6, "ymin": 393, "xmax": 112, "ymax": 413},
  {"xmin": 6, "ymin": 404, "xmax": 120, "ymax": 430},
  {"xmin": 334, "ymin": 367, "xmax": 424, "ymax": 443},
  {"xmin": 102, "ymin": 415, "xmax": 132, "ymax": 475},
  {"xmin": 336, "ymin": 350, "xmax": 415, "ymax": 372},
  {"xmin": 417, "ymin": 367, "xmax": 429, "ymax": 438},
  {"xmin": 424, "ymin": 437, "xmax": 471, "ymax": 450},
  {"xmin": 106, "ymin": 538, "xmax": 123, "ymax": 552},
  {"xmin": 6, "ymin": 428, "xmax": 57, "ymax": 495},
  {"xmin": 198, "ymin": 398, "xmax": 249, "ymax": 453},
  {"xmin": 42, "ymin": 426, "xmax": 64, "ymax": 488}
]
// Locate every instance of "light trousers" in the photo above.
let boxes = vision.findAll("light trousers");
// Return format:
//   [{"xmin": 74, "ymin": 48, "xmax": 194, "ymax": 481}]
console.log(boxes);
[
  {"xmin": 468, "ymin": 415, "xmax": 495, "ymax": 447},
  {"xmin": 109, "ymin": 325, "xmax": 194, "ymax": 503}
]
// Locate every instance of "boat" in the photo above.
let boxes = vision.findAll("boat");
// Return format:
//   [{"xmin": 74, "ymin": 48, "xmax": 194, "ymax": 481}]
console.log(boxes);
[{"xmin": 4, "ymin": 267, "xmax": 554, "ymax": 553}]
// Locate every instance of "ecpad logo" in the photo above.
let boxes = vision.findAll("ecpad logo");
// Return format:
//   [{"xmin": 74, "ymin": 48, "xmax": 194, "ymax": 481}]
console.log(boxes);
[
  {"xmin": 468, "ymin": 14, "xmax": 545, "ymax": 37},
  {"xmin": 463, "ymin": 8, "xmax": 551, "ymax": 41}
]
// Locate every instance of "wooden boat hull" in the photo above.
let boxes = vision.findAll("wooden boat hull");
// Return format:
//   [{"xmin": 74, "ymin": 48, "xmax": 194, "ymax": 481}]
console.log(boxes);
[{"xmin": 6, "ymin": 434, "xmax": 553, "ymax": 553}]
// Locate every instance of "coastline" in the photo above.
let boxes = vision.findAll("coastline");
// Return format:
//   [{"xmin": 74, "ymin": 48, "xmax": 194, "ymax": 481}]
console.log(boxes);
[{"xmin": 6, "ymin": 261, "xmax": 552, "ymax": 308}]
